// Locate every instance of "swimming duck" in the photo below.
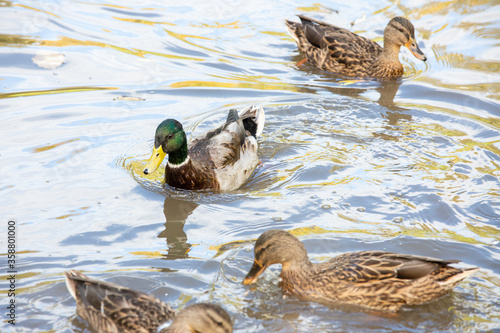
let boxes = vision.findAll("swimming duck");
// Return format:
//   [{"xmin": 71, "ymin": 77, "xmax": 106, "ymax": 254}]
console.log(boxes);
[
  {"xmin": 285, "ymin": 15, "xmax": 427, "ymax": 78},
  {"xmin": 65, "ymin": 270, "xmax": 233, "ymax": 333},
  {"xmin": 243, "ymin": 229, "xmax": 478, "ymax": 313},
  {"xmin": 143, "ymin": 105, "xmax": 265, "ymax": 191}
]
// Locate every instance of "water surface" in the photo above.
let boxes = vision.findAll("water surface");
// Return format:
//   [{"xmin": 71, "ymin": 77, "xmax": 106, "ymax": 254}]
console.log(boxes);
[{"xmin": 1, "ymin": 0, "xmax": 499, "ymax": 332}]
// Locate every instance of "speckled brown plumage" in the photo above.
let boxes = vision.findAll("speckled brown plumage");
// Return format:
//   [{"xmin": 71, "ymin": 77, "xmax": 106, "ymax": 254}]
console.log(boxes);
[
  {"xmin": 243, "ymin": 230, "xmax": 478, "ymax": 313},
  {"xmin": 285, "ymin": 15, "xmax": 426, "ymax": 78},
  {"xmin": 65, "ymin": 270, "xmax": 233, "ymax": 333},
  {"xmin": 65, "ymin": 270, "xmax": 175, "ymax": 333},
  {"xmin": 143, "ymin": 105, "xmax": 265, "ymax": 191}
]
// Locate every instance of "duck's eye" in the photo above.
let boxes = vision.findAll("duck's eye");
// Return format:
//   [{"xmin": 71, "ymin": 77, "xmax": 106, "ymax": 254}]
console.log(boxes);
[
  {"xmin": 167, "ymin": 134, "xmax": 174, "ymax": 140},
  {"xmin": 411, "ymin": 43, "xmax": 416, "ymax": 47},
  {"xmin": 258, "ymin": 246, "xmax": 267, "ymax": 254}
]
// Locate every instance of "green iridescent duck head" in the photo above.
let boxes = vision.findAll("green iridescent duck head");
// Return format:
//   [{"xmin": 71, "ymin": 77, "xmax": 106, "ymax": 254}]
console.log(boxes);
[{"xmin": 143, "ymin": 119, "xmax": 188, "ymax": 175}]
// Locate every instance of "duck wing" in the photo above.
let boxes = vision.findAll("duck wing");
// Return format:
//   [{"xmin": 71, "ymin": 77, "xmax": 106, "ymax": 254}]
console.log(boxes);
[
  {"xmin": 319, "ymin": 251, "xmax": 460, "ymax": 283},
  {"xmin": 297, "ymin": 15, "xmax": 382, "ymax": 67}
]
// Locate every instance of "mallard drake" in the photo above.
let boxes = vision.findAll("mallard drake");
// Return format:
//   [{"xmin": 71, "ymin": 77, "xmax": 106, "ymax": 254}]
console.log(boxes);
[
  {"xmin": 243, "ymin": 229, "xmax": 478, "ymax": 313},
  {"xmin": 143, "ymin": 105, "xmax": 265, "ymax": 191},
  {"xmin": 285, "ymin": 15, "xmax": 427, "ymax": 78},
  {"xmin": 65, "ymin": 270, "xmax": 233, "ymax": 333}
]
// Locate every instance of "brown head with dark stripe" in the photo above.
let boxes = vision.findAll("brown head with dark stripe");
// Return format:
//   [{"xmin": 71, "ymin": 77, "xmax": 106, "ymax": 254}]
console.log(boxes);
[
  {"xmin": 384, "ymin": 16, "xmax": 426, "ymax": 61},
  {"xmin": 243, "ymin": 229, "xmax": 310, "ymax": 285},
  {"xmin": 164, "ymin": 303, "xmax": 233, "ymax": 333}
]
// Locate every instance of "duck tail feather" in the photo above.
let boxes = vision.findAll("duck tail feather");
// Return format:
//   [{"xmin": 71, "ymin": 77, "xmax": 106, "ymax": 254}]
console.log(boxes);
[
  {"xmin": 239, "ymin": 105, "xmax": 265, "ymax": 138},
  {"xmin": 226, "ymin": 109, "xmax": 239, "ymax": 124}
]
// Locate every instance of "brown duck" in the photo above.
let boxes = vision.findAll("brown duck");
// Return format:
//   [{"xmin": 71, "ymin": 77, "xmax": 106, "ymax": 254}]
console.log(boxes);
[
  {"xmin": 243, "ymin": 229, "xmax": 478, "ymax": 313},
  {"xmin": 143, "ymin": 105, "xmax": 265, "ymax": 191},
  {"xmin": 285, "ymin": 15, "xmax": 427, "ymax": 78},
  {"xmin": 65, "ymin": 270, "xmax": 232, "ymax": 333}
]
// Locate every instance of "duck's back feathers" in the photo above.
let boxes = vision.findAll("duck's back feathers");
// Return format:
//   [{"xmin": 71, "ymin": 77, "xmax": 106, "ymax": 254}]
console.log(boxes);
[
  {"xmin": 286, "ymin": 15, "xmax": 383, "ymax": 76},
  {"xmin": 324, "ymin": 251, "xmax": 462, "ymax": 283},
  {"xmin": 299, "ymin": 15, "xmax": 381, "ymax": 65},
  {"xmin": 189, "ymin": 106, "xmax": 263, "ymax": 168},
  {"xmin": 65, "ymin": 270, "xmax": 175, "ymax": 333}
]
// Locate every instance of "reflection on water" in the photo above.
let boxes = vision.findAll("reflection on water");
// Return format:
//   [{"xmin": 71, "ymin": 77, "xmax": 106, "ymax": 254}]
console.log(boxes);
[
  {"xmin": 375, "ymin": 80, "xmax": 403, "ymax": 109},
  {"xmin": 290, "ymin": 58, "xmax": 407, "ymax": 113},
  {"xmin": 158, "ymin": 196, "xmax": 197, "ymax": 260},
  {"xmin": 1, "ymin": 0, "xmax": 499, "ymax": 332}
]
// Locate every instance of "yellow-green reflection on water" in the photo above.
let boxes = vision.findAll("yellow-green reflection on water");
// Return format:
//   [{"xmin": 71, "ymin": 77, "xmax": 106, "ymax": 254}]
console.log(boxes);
[
  {"xmin": 126, "ymin": 157, "xmax": 165, "ymax": 183},
  {"xmin": 0, "ymin": 34, "xmax": 38, "ymax": 47},
  {"xmin": 163, "ymin": 28, "xmax": 288, "ymax": 64},
  {"xmin": 14, "ymin": 3, "xmax": 60, "ymax": 18},
  {"xmin": 0, "ymin": 86, "xmax": 117, "ymax": 99},
  {"xmin": 210, "ymin": 220, "xmax": 498, "ymax": 261},
  {"xmin": 113, "ymin": 16, "xmax": 175, "ymax": 26},
  {"xmin": 32, "ymin": 139, "xmax": 80, "ymax": 153},
  {"xmin": 432, "ymin": 44, "xmax": 500, "ymax": 73},
  {"xmin": 406, "ymin": 0, "xmax": 493, "ymax": 18},
  {"xmin": 170, "ymin": 79, "xmax": 309, "ymax": 94},
  {"xmin": 296, "ymin": 3, "xmax": 338, "ymax": 14}
]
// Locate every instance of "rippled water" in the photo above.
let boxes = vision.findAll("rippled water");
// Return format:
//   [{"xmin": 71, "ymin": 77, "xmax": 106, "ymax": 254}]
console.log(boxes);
[{"xmin": 1, "ymin": 0, "xmax": 500, "ymax": 332}]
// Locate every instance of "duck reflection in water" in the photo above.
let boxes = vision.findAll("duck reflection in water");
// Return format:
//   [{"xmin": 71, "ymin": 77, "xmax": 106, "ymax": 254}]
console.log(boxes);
[
  {"xmin": 375, "ymin": 79, "xmax": 414, "ymax": 128},
  {"xmin": 157, "ymin": 195, "xmax": 198, "ymax": 260},
  {"xmin": 291, "ymin": 56, "xmax": 408, "ymax": 112},
  {"xmin": 292, "ymin": 59, "xmax": 413, "ymax": 134}
]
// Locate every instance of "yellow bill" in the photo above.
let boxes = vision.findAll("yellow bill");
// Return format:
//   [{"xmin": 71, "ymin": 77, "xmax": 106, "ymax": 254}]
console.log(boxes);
[{"xmin": 143, "ymin": 145, "xmax": 166, "ymax": 175}]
